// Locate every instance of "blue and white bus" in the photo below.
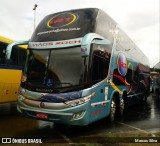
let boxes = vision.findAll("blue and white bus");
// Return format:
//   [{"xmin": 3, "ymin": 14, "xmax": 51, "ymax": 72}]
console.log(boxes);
[{"xmin": 7, "ymin": 8, "xmax": 150, "ymax": 125}]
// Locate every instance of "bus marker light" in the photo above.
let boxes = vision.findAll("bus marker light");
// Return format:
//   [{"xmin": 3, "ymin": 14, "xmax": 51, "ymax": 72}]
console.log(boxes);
[
  {"xmin": 21, "ymin": 76, "xmax": 27, "ymax": 82},
  {"xmin": 103, "ymin": 103, "xmax": 107, "ymax": 107},
  {"xmin": 81, "ymin": 47, "xmax": 87, "ymax": 52},
  {"xmin": 19, "ymin": 89, "xmax": 25, "ymax": 95}
]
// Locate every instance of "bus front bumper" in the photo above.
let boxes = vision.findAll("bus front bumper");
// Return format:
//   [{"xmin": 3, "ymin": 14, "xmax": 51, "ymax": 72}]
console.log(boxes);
[{"xmin": 17, "ymin": 98, "xmax": 91, "ymax": 126}]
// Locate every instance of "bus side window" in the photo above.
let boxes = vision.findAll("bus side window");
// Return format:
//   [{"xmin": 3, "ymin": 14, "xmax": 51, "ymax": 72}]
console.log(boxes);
[
  {"xmin": 0, "ymin": 43, "xmax": 7, "ymax": 65},
  {"xmin": 9, "ymin": 47, "xmax": 27, "ymax": 67},
  {"xmin": 92, "ymin": 44, "xmax": 111, "ymax": 83},
  {"xmin": 91, "ymin": 44, "xmax": 110, "ymax": 84}
]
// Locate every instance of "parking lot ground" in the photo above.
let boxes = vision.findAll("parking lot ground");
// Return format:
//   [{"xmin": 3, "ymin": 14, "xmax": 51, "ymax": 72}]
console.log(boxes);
[{"xmin": 0, "ymin": 93, "xmax": 159, "ymax": 145}]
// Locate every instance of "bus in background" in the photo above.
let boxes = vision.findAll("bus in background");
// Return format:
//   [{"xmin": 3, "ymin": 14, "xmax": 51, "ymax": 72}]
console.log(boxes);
[
  {"xmin": 7, "ymin": 8, "xmax": 150, "ymax": 125},
  {"xmin": 0, "ymin": 36, "xmax": 27, "ymax": 103}
]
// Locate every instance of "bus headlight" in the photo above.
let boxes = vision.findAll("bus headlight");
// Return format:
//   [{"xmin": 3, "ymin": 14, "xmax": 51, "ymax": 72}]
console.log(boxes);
[{"xmin": 65, "ymin": 92, "xmax": 95, "ymax": 107}]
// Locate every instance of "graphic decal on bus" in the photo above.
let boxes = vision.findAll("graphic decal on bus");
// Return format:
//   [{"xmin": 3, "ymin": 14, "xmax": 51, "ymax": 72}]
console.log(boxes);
[
  {"xmin": 117, "ymin": 52, "xmax": 127, "ymax": 77},
  {"xmin": 109, "ymin": 60, "xmax": 133, "ymax": 95},
  {"xmin": 47, "ymin": 12, "xmax": 79, "ymax": 29},
  {"xmin": 110, "ymin": 60, "xmax": 150, "ymax": 95},
  {"xmin": 31, "ymin": 9, "xmax": 98, "ymax": 42}
]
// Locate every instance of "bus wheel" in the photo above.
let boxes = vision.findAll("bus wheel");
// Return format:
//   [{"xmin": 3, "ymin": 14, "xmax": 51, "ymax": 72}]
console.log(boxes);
[
  {"xmin": 120, "ymin": 98, "xmax": 125, "ymax": 116},
  {"xmin": 108, "ymin": 96, "xmax": 116, "ymax": 122},
  {"xmin": 116, "ymin": 92, "xmax": 127, "ymax": 119}
]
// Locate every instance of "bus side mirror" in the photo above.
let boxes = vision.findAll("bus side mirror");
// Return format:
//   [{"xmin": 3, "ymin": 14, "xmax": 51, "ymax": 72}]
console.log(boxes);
[
  {"xmin": 81, "ymin": 33, "xmax": 111, "ymax": 57},
  {"xmin": 6, "ymin": 41, "xmax": 29, "ymax": 60}
]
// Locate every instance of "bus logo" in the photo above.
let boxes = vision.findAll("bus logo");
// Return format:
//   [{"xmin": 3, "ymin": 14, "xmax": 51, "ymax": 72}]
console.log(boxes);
[
  {"xmin": 39, "ymin": 102, "xmax": 45, "ymax": 108},
  {"xmin": 47, "ymin": 12, "xmax": 79, "ymax": 29},
  {"xmin": 117, "ymin": 52, "xmax": 127, "ymax": 77}
]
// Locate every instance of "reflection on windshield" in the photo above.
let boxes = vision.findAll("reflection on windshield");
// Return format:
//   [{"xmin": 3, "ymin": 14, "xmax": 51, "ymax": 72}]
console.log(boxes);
[{"xmin": 25, "ymin": 47, "xmax": 87, "ymax": 88}]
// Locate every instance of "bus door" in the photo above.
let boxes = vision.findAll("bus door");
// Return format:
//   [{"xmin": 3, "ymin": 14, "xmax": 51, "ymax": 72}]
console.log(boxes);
[
  {"xmin": 90, "ymin": 44, "xmax": 111, "ymax": 122},
  {"xmin": 90, "ymin": 82, "xmax": 108, "ymax": 122}
]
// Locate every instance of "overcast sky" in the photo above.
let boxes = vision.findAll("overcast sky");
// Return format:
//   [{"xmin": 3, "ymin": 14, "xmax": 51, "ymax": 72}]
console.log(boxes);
[{"xmin": 0, "ymin": 0, "xmax": 159, "ymax": 67}]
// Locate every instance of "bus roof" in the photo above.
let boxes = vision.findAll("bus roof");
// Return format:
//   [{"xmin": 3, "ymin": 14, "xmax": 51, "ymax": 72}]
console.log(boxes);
[
  {"xmin": 29, "ymin": 8, "xmax": 149, "ymax": 68},
  {"xmin": 0, "ymin": 36, "xmax": 28, "ymax": 49}
]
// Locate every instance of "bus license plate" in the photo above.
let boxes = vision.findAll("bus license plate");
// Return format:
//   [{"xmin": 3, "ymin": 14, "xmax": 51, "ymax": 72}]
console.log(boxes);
[{"xmin": 36, "ymin": 112, "xmax": 48, "ymax": 119}]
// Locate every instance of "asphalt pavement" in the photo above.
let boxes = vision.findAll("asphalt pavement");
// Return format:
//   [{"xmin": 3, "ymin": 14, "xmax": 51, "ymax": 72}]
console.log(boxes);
[{"xmin": 0, "ymin": 93, "xmax": 159, "ymax": 145}]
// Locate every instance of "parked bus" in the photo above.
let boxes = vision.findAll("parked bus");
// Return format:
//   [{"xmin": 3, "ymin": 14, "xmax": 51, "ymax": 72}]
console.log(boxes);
[
  {"xmin": 0, "ymin": 36, "xmax": 27, "ymax": 103},
  {"xmin": 7, "ymin": 8, "xmax": 150, "ymax": 125}
]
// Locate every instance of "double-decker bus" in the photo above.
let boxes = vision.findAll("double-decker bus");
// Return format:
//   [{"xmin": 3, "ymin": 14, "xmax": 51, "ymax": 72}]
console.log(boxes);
[
  {"xmin": 0, "ymin": 36, "xmax": 27, "ymax": 103},
  {"xmin": 7, "ymin": 8, "xmax": 150, "ymax": 125}
]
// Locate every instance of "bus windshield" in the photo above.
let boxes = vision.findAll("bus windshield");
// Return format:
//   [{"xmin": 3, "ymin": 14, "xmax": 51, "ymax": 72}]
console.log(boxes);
[{"xmin": 25, "ymin": 46, "xmax": 87, "ymax": 88}]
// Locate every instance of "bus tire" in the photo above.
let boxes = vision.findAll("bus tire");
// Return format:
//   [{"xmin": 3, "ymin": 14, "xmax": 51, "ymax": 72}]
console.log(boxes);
[
  {"xmin": 108, "ymin": 95, "xmax": 116, "ymax": 122},
  {"xmin": 117, "ymin": 92, "xmax": 126, "ymax": 119},
  {"xmin": 119, "ymin": 96, "xmax": 125, "ymax": 117}
]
